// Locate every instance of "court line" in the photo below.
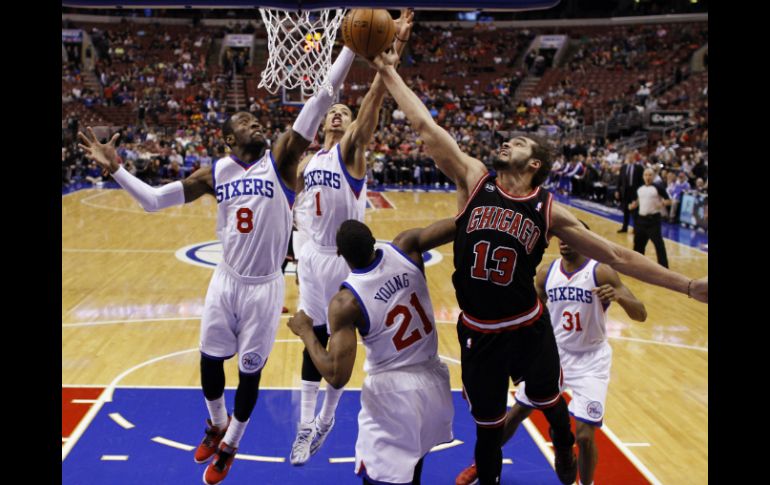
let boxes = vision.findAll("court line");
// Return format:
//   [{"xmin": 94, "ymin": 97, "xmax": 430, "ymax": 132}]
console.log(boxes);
[
  {"xmin": 599, "ymin": 421, "xmax": 662, "ymax": 485},
  {"xmin": 62, "ymin": 315, "xmax": 708, "ymax": 352},
  {"xmin": 72, "ymin": 399, "xmax": 99, "ymax": 404},
  {"xmin": 101, "ymin": 455, "xmax": 129, "ymax": 461},
  {"xmin": 62, "ymin": 348, "xmax": 199, "ymax": 462},
  {"xmin": 151, "ymin": 436, "xmax": 193, "ymax": 451},
  {"xmin": 63, "ymin": 317, "xmax": 201, "ymax": 327},
  {"xmin": 79, "ymin": 191, "xmax": 215, "ymax": 219},
  {"xmin": 63, "ymin": 248, "xmax": 175, "ymax": 254},
  {"xmin": 109, "ymin": 412, "xmax": 135, "ymax": 430}
]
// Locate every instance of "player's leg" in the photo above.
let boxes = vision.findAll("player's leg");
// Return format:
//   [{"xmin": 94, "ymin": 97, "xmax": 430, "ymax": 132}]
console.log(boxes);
[
  {"xmin": 649, "ymin": 217, "xmax": 669, "ymax": 267},
  {"xmin": 632, "ymin": 217, "xmax": 650, "ymax": 254},
  {"xmin": 503, "ymin": 391, "xmax": 535, "ymax": 444},
  {"xmin": 309, "ymin": 253, "xmax": 354, "ymax": 455},
  {"xmin": 575, "ymin": 421, "xmax": 598, "ymax": 485},
  {"xmin": 518, "ymin": 317, "xmax": 576, "ymax": 485},
  {"xmin": 292, "ymin": 248, "xmax": 328, "ymax": 464},
  {"xmin": 457, "ymin": 318, "xmax": 510, "ymax": 485},
  {"xmin": 565, "ymin": 344, "xmax": 611, "ymax": 485},
  {"xmin": 196, "ymin": 269, "xmax": 237, "ymax": 465},
  {"xmin": 205, "ymin": 275, "xmax": 284, "ymax": 485},
  {"xmin": 455, "ymin": 391, "xmax": 533, "ymax": 485}
]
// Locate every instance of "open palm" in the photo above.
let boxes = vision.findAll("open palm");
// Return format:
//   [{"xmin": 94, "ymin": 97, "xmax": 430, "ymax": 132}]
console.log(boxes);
[{"xmin": 77, "ymin": 127, "xmax": 120, "ymax": 173}]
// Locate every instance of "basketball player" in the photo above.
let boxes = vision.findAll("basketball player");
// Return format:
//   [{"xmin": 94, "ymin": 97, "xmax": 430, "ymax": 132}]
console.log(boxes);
[
  {"xmin": 369, "ymin": 50, "xmax": 707, "ymax": 485},
  {"xmin": 287, "ymin": 218, "xmax": 455, "ymax": 484},
  {"xmin": 289, "ymin": 9, "xmax": 414, "ymax": 465},
  {"xmin": 455, "ymin": 221, "xmax": 647, "ymax": 485},
  {"xmin": 77, "ymin": 43, "xmax": 360, "ymax": 485}
]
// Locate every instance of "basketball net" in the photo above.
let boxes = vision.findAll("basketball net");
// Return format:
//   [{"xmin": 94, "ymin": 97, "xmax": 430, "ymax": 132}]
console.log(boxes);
[{"xmin": 258, "ymin": 8, "xmax": 347, "ymax": 98}]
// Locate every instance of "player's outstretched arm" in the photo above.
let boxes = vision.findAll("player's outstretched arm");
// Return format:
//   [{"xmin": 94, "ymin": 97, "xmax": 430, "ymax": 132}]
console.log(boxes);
[
  {"xmin": 370, "ymin": 51, "xmax": 486, "ymax": 209},
  {"xmin": 287, "ymin": 291, "xmax": 360, "ymax": 389},
  {"xmin": 273, "ymin": 46, "xmax": 358, "ymax": 187},
  {"xmin": 78, "ymin": 128, "xmax": 213, "ymax": 210},
  {"xmin": 392, "ymin": 218, "xmax": 456, "ymax": 268},
  {"xmin": 594, "ymin": 264, "xmax": 647, "ymax": 321},
  {"xmin": 340, "ymin": 9, "xmax": 414, "ymax": 178},
  {"xmin": 550, "ymin": 203, "xmax": 707, "ymax": 302}
]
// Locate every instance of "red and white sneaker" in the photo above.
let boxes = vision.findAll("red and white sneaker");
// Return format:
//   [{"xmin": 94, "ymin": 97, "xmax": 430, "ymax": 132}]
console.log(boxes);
[
  {"xmin": 455, "ymin": 463, "xmax": 478, "ymax": 485},
  {"xmin": 203, "ymin": 442, "xmax": 237, "ymax": 485},
  {"xmin": 194, "ymin": 416, "xmax": 231, "ymax": 464}
]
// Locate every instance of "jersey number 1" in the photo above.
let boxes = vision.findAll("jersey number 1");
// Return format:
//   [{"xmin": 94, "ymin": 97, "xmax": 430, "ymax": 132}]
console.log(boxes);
[
  {"xmin": 315, "ymin": 192, "xmax": 322, "ymax": 216},
  {"xmin": 385, "ymin": 292, "xmax": 434, "ymax": 351}
]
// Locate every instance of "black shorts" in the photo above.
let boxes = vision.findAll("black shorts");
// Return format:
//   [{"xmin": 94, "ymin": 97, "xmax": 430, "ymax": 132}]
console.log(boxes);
[{"xmin": 457, "ymin": 312, "xmax": 563, "ymax": 427}]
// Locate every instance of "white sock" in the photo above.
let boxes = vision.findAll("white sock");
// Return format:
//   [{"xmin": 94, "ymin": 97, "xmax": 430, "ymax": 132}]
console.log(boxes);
[
  {"xmin": 222, "ymin": 416, "xmax": 249, "ymax": 449},
  {"xmin": 318, "ymin": 384, "xmax": 344, "ymax": 425},
  {"xmin": 300, "ymin": 380, "xmax": 321, "ymax": 424},
  {"xmin": 578, "ymin": 481, "xmax": 593, "ymax": 485},
  {"xmin": 205, "ymin": 395, "xmax": 228, "ymax": 429}
]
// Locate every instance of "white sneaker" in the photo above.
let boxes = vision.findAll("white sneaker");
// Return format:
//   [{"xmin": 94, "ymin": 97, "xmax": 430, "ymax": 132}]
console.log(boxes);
[
  {"xmin": 309, "ymin": 416, "xmax": 335, "ymax": 456},
  {"xmin": 289, "ymin": 421, "xmax": 315, "ymax": 465}
]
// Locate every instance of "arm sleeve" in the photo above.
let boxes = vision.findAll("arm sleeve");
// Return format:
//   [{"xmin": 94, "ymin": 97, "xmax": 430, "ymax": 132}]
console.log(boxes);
[
  {"xmin": 291, "ymin": 47, "xmax": 356, "ymax": 141},
  {"xmin": 111, "ymin": 166, "xmax": 185, "ymax": 212}
]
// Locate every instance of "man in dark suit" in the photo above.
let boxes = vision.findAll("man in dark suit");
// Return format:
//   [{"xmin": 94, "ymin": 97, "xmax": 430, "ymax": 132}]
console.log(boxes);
[{"xmin": 615, "ymin": 154, "xmax": 645, "ymax": 232}]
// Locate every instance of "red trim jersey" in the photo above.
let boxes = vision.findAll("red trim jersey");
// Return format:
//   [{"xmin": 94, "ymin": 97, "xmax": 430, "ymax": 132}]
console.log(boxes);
[{"xmin": 453, "ymin": 172, "xmax": 553, "ymax": 332}]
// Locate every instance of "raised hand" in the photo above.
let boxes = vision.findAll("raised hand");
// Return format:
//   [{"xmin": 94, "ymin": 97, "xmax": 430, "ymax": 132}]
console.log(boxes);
[
  {"xmin": 78, "ymin": 127, "xmax": 121, "ymax": 174},
  {"xmin": 592, "ymin": 284, "xmax": 618, "ymax": 304},
  {"xmin": 394, "ymin": 8, "xmax": 414, "ymax": 48}
]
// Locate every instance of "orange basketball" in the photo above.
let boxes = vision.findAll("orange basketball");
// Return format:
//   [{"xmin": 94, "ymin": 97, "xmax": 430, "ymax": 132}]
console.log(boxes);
[{"xmin": 341, "ymin": 9, "xmax": 397, "ymax": 60}]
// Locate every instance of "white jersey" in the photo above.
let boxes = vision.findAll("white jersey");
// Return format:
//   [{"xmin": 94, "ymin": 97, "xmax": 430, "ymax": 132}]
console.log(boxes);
[
  {"xmin": 296, "ymin": 144, "xmax": 367, "ymax": 248},
  {"xmin": 342, "ymin": 244, "xmax": 438, "ymax": 375},
  {"xmin": 212, "ymin": 151, "xmax": 294, "ymax": 277},
  {"xmin": 544, "ymin": 258, "xmax": 608, "ymax": 352}
]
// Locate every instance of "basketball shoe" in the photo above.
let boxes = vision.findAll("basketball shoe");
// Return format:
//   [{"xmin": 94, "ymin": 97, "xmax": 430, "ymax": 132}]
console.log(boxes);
[
  {"xmin": 194, "ymin": 416, "xmax": 231, "ymax": 464},
  {"xmin": 290, "ymin": 421, "xmax": 316, "ymax": 465},
  {"xmin": 455, "ymin": 463, "xmax": 479, "ymax": 485},
  {"xmin": 203, "ymin": 441, "xmax": 237, "ymax": 485}
]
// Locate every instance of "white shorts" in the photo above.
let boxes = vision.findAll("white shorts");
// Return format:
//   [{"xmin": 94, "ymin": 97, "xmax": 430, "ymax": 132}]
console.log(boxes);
[
  {"xmin": 293, "ymin": 229, "xmax": 309, "ymax": 260},
  {"xmin": 355, "ymin": 358, "xmax": 454, "ymax": 484},
  {"xmin": 297, "ymin": 242, "xmax": 350, "ymax": 329},
  {"xmin": 515, "ymin": 343, "xmax": 612, "ymax": 426},
  {"xmin": 199, "ymin": 263, "xmax": 285, "ymax": 374}
]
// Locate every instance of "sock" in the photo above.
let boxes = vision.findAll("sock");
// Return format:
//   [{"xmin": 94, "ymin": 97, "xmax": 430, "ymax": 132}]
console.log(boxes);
[
  {"xmin": 318, "ymin": 384, "xmax": 344, "ymax": 425},
  {"xmin": 205, "ymin": 395, "xmax": 228, "ymax": 429},
  {"xmin": 300, "ymin": 380, "xmax": 321, "ymax": 424},
  {"xmin": 222, "ymin": 416, "xmax": 249, "ymax": 449}
]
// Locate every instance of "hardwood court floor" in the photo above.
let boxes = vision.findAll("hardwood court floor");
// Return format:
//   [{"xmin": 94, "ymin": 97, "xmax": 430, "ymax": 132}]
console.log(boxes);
[{"xmin": 62, "ymin": 188, "xmax": 708, "ymax": 484}]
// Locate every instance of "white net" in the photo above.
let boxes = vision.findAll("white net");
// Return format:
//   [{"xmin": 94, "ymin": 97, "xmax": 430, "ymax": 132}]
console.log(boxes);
[{"xmin": 258, "ymin": 8, "xmax": 347, "ymax": 98}]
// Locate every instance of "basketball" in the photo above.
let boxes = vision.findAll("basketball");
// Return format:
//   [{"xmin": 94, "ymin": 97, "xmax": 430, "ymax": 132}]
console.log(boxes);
[{"xmin": 341, "ymin": 9, "xmax": 397, "ymax": 59}]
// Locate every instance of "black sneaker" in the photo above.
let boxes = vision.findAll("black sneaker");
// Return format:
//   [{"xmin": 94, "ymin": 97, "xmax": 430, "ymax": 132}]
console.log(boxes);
[{"xmin": 550, "ymin": 428, "xmax": 577, "ymax": 485}]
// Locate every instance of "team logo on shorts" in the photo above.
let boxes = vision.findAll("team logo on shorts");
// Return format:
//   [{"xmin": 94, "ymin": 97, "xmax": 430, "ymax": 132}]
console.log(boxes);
[
  {"xmin": 586, "ymin": 401, "xmax": 603, "ymax": 420},
  {"xmin": 241, "ymin": 352, "xmax": 263, "ymax": 371}
]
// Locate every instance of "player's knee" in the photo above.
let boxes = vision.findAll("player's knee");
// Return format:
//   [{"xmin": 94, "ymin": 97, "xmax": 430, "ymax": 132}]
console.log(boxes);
[{"xmin": 575, "ymin": 423, "xmax": 596, "ymax": 448}]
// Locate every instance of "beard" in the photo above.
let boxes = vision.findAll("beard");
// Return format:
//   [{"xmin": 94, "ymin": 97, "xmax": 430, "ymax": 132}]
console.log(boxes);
[
  {"xmin": 244, "ymin": 137, "xmax": 266, "ymax": 153},
  {"xmin": 492, "ymin": 156, "xmax": 528, "ymax": 171}
]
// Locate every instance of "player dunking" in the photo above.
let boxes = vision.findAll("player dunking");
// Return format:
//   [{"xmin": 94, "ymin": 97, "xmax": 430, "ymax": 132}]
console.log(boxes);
[
  {"xmin": 456, "ymin": 221, "xmax": 647, "ymax": 485},
  {"xmin": 289, "ymin": 10, "xmax": 414, "ymax": 465},
  {"xmin": 287, "ymin": 218, "xmax": 455, "ymax": 484},
  {"xmin": 77, "ymin": 44, "xmax": 359, "ymax": 485},
  {"xmin": 370, "ymin": 49, "xmax": 707, "ymax": 485}
]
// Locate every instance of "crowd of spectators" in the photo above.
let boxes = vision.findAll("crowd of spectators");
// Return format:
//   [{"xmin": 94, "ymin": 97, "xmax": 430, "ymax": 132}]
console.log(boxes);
[{"xmin": 62, "ymin": 16, "xmax": 707, "ymax": 229}]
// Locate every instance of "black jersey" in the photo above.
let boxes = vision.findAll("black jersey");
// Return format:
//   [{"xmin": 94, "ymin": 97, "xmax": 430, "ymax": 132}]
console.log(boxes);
[{"xmin": 452, "ymin": 172, "xmax": 553, "ymax": 332}]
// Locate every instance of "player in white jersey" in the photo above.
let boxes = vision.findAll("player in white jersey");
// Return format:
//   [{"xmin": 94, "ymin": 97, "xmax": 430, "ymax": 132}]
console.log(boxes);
[
  {"xmin": 287, "ymin": 218, "xmax": 455, "ymax": 484},
  {"xmin": 455, "ymin": 222, "xmax": 646, "ymax": 485},
  {"xmin": 77, "ymin": 42, "xmax": 360, "ymax": 485},
  {"xmin": 289, "ymin": 9, "xmax": 415, "ymax": 465}
]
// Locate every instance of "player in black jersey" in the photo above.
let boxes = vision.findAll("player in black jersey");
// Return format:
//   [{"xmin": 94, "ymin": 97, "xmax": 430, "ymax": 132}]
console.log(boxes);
[{"xmin": 369, "ymin": 49, "xmax": 707, "ymax": 485}]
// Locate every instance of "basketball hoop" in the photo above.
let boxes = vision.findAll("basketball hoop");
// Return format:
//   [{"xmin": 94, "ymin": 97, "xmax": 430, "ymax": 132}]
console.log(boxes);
[{"xmin": 258, "ymin": 7, "xmax": 347, "ymax": 98}]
